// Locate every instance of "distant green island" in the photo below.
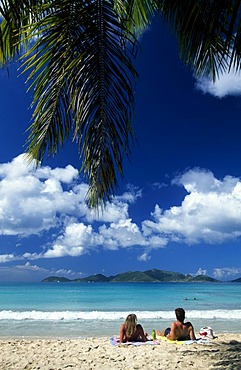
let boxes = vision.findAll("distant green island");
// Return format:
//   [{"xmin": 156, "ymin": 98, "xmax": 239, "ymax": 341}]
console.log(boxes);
[{"xmin": 41, "ymin": 268, "xmax": 240, "ymax": 283}]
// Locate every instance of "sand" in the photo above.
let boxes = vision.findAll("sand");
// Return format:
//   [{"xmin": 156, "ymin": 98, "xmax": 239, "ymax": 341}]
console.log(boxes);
[{"xmin": 0, "ymin": 333, "xmax": 240, "ymax": 370}]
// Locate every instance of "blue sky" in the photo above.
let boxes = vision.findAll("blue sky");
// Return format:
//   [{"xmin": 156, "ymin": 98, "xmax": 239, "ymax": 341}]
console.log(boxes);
[{"xmin": 1, "ymin": 20, "xmax": 241, "ymax": 282}]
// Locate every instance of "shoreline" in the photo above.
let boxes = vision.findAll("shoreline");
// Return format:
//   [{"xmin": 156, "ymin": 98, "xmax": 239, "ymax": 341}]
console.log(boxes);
[
  {"xmin": 0, "ymin": 316, "xmax": 239, "ymax": 338},
  {"xmin": 0, "ymin": 329, "xmax": 238, "ymax": 340},
  {"xmin": 0, "ymin": 333, "xmax": 240, "ymax": 369}
]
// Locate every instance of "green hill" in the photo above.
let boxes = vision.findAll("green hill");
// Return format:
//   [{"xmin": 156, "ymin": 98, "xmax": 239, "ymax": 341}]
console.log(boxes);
[
  {"xmin": 187, "ymin": 275, "xmax": 218, "ymax": 282},
  {"xmin": 145, "ymin": 268, "xmax": 188, "ymax": 282},
  {"xmin": 42, "ymin": 276, "xmax": 71, "ymax": 283},
  {"xmin": 110, "ymin": 271, "xmax": 156, "ymax": 282},
  {"xmin": 42, "ymin": 269, "xmax": 220, "ymax": 283},
  {"xmin": 230, "ymin": 277, "xmax": 241, "ymax": 282},
  {"xmin": 74, "ymin": 274, "xmax": 110, "ymax": 282}
]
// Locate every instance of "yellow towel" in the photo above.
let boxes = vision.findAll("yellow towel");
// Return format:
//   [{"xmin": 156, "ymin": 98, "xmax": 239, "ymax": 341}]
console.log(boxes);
[{"xmin": 156, "ymin": 335, "xmax": 187, "ymax": 345}]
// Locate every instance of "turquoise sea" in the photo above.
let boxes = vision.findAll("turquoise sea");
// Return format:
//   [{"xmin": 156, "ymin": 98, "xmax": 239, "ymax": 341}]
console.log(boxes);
[{"xmin": 0, "ymin": 282, "xmax": 240, "ymax": 338}]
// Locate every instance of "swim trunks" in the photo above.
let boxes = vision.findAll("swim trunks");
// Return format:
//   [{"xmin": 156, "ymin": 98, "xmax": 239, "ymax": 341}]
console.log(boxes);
[
  {"xmin": 164, "ymin": 327, "xmax": 171, "ymax": 336},
  {"xmin": 164, "ymin": 327, "xmax": 190, "ymax": 341}
]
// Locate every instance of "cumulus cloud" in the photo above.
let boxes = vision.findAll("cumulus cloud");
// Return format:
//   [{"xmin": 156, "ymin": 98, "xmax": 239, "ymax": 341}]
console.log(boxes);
[
  {"xmin": 196, "ymin": 268, "xmax": 207, "ymax": 276},
  {"xmin": 137, "ymin": 252, "xmax": 151, "ymax": 262},
  {"xmin": 42, "ymin": 168, "xmax": 241, "ymax": 258},
  {"xmin": 2, "ymin": 155, "xmax": 241, "ymax": 266},
  {"xmin": 0, "ymin": 254, "xmax": 19, "ymax": 263},
  {"xmin": 39, "ymin": 218, "xmax": 156, "ymax": 258},
  {"xmin": 86, "ymin": 199, "xmax": 130, "ymax": 224},
  {"xmin": 0, "ymin": 262, "xmax": 83, "ymax": 282},
  {"xmin": 195, "ymin": 68, "xmax": 241, "ymax": 98},
  {"xmin": 43, "ymin": 223, "xmax": 93, "ymax": 258},
  {"xmin": 142, "ymin": 168, "xmax": 241, "ymax": 245},
  {"xmin": 151, "ymin": 182, "xmax": 167, "ymax": 189},
  {"xmin": 0, "ymin": 154, "xmax": 84, "ymax": 236},
  {"xmin": 213, "ymin": 267, "xmax": 241, "ymax": 279},
  {"xmin": 0, "ymin": 154, "xmax": 163, "ymax": 260}
]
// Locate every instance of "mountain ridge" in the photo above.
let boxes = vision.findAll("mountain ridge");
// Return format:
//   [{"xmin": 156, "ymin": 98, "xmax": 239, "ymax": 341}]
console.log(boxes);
[{"xmin": 42, "ymin": 268, "xmax": 221, "ymax": 283}]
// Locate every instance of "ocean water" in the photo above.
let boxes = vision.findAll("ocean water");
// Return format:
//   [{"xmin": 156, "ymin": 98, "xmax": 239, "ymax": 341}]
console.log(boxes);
[{"xmin": 0, "ymin": 282, "xmax": 240, "ymax": 338}]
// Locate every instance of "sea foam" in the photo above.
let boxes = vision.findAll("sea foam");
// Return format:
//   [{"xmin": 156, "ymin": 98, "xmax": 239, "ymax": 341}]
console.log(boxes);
[{"xmin": 0, "ymin": 309, "xmax": 241, "ymax": 321}]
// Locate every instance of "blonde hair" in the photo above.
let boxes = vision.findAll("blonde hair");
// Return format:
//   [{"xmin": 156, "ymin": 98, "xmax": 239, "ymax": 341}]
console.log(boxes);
[{"xmin": 124, "ymin": 314, "xmax": 137, "ymax": 338}]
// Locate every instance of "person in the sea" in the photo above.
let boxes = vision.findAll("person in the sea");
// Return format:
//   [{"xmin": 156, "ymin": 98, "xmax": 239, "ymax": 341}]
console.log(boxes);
[
  {"xmin": 157, "ymin": 307, "xmax": 196, "ymax": 341},
  {"xmin": 119, "ymin": 314, "xmax": 147, "ymax": 343}
]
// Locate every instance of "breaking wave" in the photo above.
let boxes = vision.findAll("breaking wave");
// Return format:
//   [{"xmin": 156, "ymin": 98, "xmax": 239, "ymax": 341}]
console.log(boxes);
[{"xmin": 0, "ymin": 309, "xmax": 241, "ymax": 321}]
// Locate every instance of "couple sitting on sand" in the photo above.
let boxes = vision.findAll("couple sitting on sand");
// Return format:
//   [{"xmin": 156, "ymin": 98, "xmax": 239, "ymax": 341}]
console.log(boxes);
[{"xmin": 119, "ymin": 307, "xmax": 196, "ymax": 343}]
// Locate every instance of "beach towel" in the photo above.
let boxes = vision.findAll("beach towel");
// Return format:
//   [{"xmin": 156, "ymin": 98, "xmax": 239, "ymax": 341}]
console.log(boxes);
[
  {"xmin": 156, "ymin": 335, "xmax": 210, "ymax": 345},
  {"xmin": 110, "ymin": 337, "xmax": 160, "ymax": 347}
]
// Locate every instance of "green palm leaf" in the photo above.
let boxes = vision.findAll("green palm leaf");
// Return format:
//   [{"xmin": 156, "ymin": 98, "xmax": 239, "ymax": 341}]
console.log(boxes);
[
  {"xmin": 0, "ymin": 0, "xmax": 46, "ymax": 64},
  {"xmin": 159, "ymin": 0, "xmax": 241, "ymax": 80},
  {"xmin": 22, "ymin": 0, "xmax": 137, "ymax": 207},
  {"xmin": 115, "ymin": 0, "xmax": 158, "ymax": 37},
  {"xmin": 1, "ymin": 0, "xmax": 241, "ymax": 208}
]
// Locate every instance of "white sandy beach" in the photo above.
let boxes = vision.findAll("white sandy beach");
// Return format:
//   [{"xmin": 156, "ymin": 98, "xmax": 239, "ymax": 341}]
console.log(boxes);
[{"xmin": 0, "ymin": 333, "xmax": 240, "ymax": 370}]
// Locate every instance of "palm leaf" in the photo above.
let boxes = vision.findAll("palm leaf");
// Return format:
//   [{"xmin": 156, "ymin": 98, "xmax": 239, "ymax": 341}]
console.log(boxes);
[
  {"xmin": 22, "ymin": 0, "xmax": 137, "ymax": 208},
  {"xmin": 114, "ymin": 0, "xmax": 158, "ymax": 37},
  {"xmin": 0, "ymin": 0, "xmax": 46, "ymax": 64},
  {"xmin": 158, "ymin": 0, "xmax": 241, "ymax": 80},
  {"xmin": 2, "ymin": 0, "xmax": 241, "ymax": 208}
]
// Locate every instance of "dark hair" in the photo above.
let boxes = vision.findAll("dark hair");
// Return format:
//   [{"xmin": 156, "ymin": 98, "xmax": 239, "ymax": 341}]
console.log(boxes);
[{"xmin": 175, "ymin": 308, "xmax": 185, "ymax": 322}]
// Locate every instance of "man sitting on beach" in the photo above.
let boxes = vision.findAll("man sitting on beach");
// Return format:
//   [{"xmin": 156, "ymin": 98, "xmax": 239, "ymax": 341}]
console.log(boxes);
[{"xmin": 157, "ymin": 307, "xmax": 196, "ymax": 341}]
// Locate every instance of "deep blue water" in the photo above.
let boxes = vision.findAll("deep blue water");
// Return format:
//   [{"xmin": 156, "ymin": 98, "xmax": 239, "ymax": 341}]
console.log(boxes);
[{"xmin": 0, "ymin": 282, "xmax": 240, "ymax": 337}]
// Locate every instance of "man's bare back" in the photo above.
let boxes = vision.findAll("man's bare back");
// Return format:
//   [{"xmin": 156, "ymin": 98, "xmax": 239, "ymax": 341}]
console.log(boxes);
[
  {"xmin": 167, "ymin": 320, "xmax": 196, "ymax": 340},
  {"xmin": 157, "ymin": 308, "xmax": 196, "ymax": 341}
]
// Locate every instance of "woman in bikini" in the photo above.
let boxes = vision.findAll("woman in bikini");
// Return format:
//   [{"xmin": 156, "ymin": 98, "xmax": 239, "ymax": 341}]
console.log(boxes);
[{"xmin": 119, "ymin": 314, "xmax": 147, "ymax": 343}]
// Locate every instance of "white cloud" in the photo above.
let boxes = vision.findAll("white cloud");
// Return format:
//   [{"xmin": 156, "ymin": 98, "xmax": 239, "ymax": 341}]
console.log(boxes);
[
  {"xmin": 0, "ymin": 254, "xmax": 18, "ymax": 263},
  {"xmin": 43, "ymin": 223, "xmax": 92, "ymax": 258},
  {"xmin": 0, "ymin": 154, "xmax": 163, "ymax": 260},
  {"xmin": 213, "ymin": 267, "xmax": 241, "ymax": 279},
  {"xmin": 195, "ymin": 68, "xmax": 241, "ymax": 98},
  {"xmin": 142, "ymin": 168, "xmax": 241, "ymax": 245},
  {"xmin": 151, "ymin": 182, "xmax": 167, "ymax": 189},
  {"xmin": 41, "ymin": 218, "xmax": 154, "ymax": 258},
  {"xmin": 36, "ymin": 165, "xmax": 79, "ymax": 183},
  {"xmin": 2, "ymin": 155, "xmax": 241, "ymax": 264},
  {"xmin": 0, "ymin": 154, "xmax": 85, "ymax": 236},
  {"xmin": 0, "ymin": 154, "xmax": 145, "ymax": 240},
  {"xmin": 116, "ymin": 184, "xmax": 142, "ymax": 203},
  {"xmin": 196, "ymin": 268, "xmax": 207, "ymax": 276},
  {"xmin": 138, "ymin": 252, "xmax": 151, "ymax": 262},
  {"xmin": 86, "ymin": 199, "xmax": 129, "ymax": 223},
  {"xmin": 0, "ymin": 262, "xmax": 84, "ymax": 282},
  {"xmin": 16, "ymin": 261, "xmax": 47, "ymax": 272}
]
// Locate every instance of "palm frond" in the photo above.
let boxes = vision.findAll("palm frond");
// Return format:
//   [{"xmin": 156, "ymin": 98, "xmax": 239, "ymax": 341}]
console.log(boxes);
[
  {"xmin": 114, "ymin": 0, "xmax": 158, "ymax": 37},
  {"xmin": 69, "ymin": 0, "xmax": 137, "ymax": 207},
  {"xmin": 24, "ymin": 1, "xmax": 86, "ymax": 162},
  {"xmin": 159, "ymin": 0, "xmax": 241, "ymax": 80},
  {"xmin": 22, "ymin": 0, "xmax": 137, "ymax": 208},
  {"xmin": 0, "ymin": 0, "xmax": 46, "ymax": 64},
  {"xmin": 225, "ymin": 0, "xmax": 241, "ymax": 71},
  {"xmin": 3, "ymin": 0, "xmax": 241, "ymax": 208}
]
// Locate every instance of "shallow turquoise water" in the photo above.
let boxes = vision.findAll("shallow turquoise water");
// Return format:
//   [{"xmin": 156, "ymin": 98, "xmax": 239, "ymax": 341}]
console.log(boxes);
[{"xmin": 0, "ymin": 282, "xmax": 240, "ymax": 337}]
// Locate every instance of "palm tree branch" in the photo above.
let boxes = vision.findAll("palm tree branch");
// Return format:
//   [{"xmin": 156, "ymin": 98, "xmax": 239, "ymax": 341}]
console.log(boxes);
[
  {"xmin": 19, "ymin": 0, "xmax": 136, "ymax": 207},
  {"xmin": 68, "ymin": 0, "xmax": 137, "ymax": 207},
  {"xmin": 0, "ymin": 0, "xmax": 47, "ymax": 64},
  {"xmin": 114, "ymin": 0, "xmax": 158, "ymax": 37},
  {"xmin": 158, "ymin": 0, "xmax": 240, "ymax": 80},
  {"xmin": 23, "ymin": 2, "xmax": 84, "ymax": 163}
]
